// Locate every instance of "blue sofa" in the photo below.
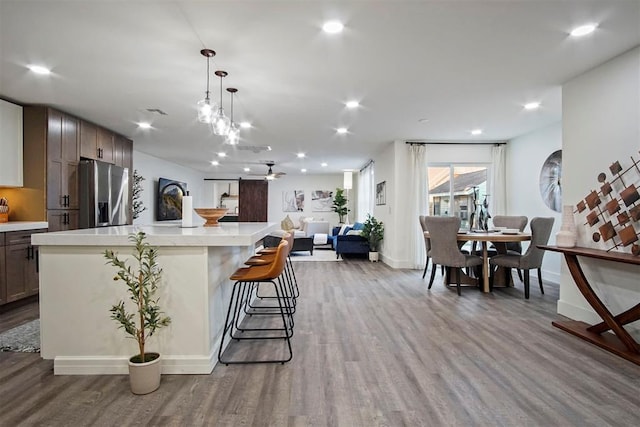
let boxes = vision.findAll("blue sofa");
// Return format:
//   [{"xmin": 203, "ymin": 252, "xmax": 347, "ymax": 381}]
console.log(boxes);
[{"xmin": 330, "ymin": 222, "xmax": 369, "ymax": 259}]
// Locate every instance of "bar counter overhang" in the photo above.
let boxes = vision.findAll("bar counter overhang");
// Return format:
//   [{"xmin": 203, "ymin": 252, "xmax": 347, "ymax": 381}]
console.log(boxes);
[{"xmin": 32, "ymin": 223, "xmax": 277, "ymax": 375}]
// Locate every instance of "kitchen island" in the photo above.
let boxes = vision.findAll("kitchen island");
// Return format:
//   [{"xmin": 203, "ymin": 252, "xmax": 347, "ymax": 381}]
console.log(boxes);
[{"xmin": 32, "ymin": 222, "xmax": 276, "ymax": 375}]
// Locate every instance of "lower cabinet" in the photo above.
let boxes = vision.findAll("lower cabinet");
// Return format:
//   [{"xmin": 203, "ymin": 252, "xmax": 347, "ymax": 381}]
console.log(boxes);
[
  {"xmin": 47, "ymin": 209, "xmax": 79, "ymax": 232},
  {"xmin": 0, "ymin": 234, "xmax": 6, "ymax": 305},
  {"xmin": 2, "ymin": 230, "xmax": 45, "ymax": 305}
]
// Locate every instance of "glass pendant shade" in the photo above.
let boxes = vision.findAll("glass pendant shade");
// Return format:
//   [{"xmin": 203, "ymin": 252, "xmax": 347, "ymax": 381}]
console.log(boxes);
[
  {"xmin": 197, "ymin": 98, "xmax": 214, "ymax": 123},
  {"xmin": 212, "ymin": 108, "xmax": 230, "ymax": 135},
  {"xmin": 197, "ymin": 49, "xmax": 216, "ymax": 124},
  {"xmin": 226, "ymin": 122, "xmax": 240, "ymax": 145}
]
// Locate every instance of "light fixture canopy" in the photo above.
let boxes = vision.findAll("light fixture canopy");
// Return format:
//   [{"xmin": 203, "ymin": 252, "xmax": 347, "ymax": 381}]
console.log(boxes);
[
  {"xmin": 225, "ymin": 87, "xmax": 240, "ymax": 145},
  {"xmin": 212, "ymin": 70, "xmax": 231, "ymax": 135},
  {"xmin": 197, "ymin": 49, "xmax": 217, "ymax": 124}
]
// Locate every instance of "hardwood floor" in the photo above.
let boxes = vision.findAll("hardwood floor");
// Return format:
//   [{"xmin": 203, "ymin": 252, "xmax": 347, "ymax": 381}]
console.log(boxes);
[{"xmin": 1, "ymin": 260, "xmax": 639, "ymax": 426}]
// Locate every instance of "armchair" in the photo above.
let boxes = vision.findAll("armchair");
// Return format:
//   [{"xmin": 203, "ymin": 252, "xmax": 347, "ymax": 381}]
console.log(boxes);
[{"xmin": 332, "ymin": 222, "xmax": 369, "ymax": 259}]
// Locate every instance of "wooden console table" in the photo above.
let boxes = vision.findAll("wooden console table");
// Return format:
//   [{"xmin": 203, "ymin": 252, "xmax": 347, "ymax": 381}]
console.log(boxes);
[{"xmin": 541, "ymin": 245, "xmax": 640, "ymax": 365}]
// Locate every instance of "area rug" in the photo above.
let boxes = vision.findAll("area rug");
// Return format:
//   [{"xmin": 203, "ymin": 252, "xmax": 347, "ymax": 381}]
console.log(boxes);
[
  {"xmin": 0, "ymin": 319, "xmax": 40, "ymax": 352},
  {"xmin": 289, "ymin": 249, "xmax": 342, "ymax": 262}
]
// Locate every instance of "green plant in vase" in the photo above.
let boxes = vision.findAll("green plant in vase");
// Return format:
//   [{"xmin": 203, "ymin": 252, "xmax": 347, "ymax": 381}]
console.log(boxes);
[
  {"xmin": 361, "ymin": 214, "xmax": 384, "ymax": 261},
  {"xmin": 132, "ymin": 170, "xmax": 146, "ymax": 220},
  {"xmin": 332, "ymin": 188, "xmax": 348, "ymax": 224},
  {"xmin": 104, "ymin": 231, "xmax": 171, "ymax": 394}
]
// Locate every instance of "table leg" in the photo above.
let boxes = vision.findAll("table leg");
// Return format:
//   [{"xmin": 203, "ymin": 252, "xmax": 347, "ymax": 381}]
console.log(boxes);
[
  {"xmin": 482, "ymin": 242, "xmax": 489, "ymax": 293},
  {"xmin": 552, "ymin": 253, "xmax": 640, "ymax": 364}
]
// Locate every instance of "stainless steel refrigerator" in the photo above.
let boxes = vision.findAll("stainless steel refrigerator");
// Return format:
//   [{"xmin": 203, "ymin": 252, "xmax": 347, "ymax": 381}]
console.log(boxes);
[{"xmin": 79, "ymin": 159, "xmax": 131, "ymax": 228}]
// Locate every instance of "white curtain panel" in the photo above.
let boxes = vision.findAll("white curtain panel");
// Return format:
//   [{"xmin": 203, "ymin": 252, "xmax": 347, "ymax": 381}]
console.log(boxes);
[
  {"xmin": 409, "ymin": 144, "xmax": 428, "ymax": 269},
  {"xmin": 358, "ymin": 161, "xmax": 374, "ymax": 222},
  {"xmin": 490, "ymin": 144, "xmax": 507, "ymax": 217}
]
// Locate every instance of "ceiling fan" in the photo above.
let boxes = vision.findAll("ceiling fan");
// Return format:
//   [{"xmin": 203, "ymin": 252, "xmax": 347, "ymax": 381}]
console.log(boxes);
[{"xmin": 248, "ymin": 162, "xmax": 286, "ymax": 180}]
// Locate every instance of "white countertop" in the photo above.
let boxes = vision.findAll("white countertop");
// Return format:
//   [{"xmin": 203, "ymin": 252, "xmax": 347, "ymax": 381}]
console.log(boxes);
[
  {"xmin": 32, "ymin": 222, "xmax": 277, "ymax": 247},
  {"xmin": 0, "ymin": 221, "xmax": 48, "ymax": 232}
]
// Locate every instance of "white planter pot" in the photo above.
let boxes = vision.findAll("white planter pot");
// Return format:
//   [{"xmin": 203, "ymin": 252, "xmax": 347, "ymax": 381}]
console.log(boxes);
[
  {"xmin": 128, "ymin": 352, "xmax": 161, "ymax": 395},
  {"xmin": 369, "ymin": 251, "xmax": 379, "ymax": 262}
]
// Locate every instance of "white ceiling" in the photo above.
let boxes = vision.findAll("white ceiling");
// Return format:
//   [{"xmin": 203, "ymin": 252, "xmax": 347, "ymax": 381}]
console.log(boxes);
[{"xmin": 1, "ymin": 1, "xmax": 639, "ymax": 178}]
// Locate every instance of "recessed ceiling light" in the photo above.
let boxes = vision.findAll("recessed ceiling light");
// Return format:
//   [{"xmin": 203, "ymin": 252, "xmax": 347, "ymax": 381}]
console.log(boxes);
[
  {"xmin": 28, "ymin": 65, "xmax": 51, "ymax": 75},
  {"xmin": 244, "ymin": 167, "xmax": 250, "ymax": 172},
  {"xmin": 321, "ymin": 162, "xmax": 328, "ymax": 167},
  {"xmin": 301, "ymin": 168, "xmax": 307, "ymax": 173},
  {"xmin": 524, "ymin": 102, "xmax": 540, "ymax": 110},
  {"xmin": 322, "ymin": 20, "xmax": 344, "ymax": 34},
  {"xmin": 337, "ymin": 127, "xmax": 348, "ymax": 134},
  {"xmin": 240, "ymin": 122, "xmax": 251, "ymax": 129},
  {"xmin": 211, "ymin": 160, "xmax": 219, "ymax": 166},
  {"xmin": 297, "ymin": 152, "xmax": 306, "ymax": 158},
  {"xmin": 471, "ymin": 129, "xmax": 483, "ymax": 136},
  {"xmin": 218, "ymin": 152, "xmax": 226, "ymax": 157},
  {"xmin": 570, "ymin": 24, "xmax": 597, "ymax": 37},
  {"xmin": 418, "ymin": 118, "xmax": 429, "ymax": 123},
  {"xmin": 137, "ymin": 122, "xmax": 152, "ymax": 129},
  {"xmin": 346, "ymin": 100, "xmax": 359, "ymax": 109},
  {"xmin": 267, "ymin": 146, "xmax": 272, "ymax": 151}
]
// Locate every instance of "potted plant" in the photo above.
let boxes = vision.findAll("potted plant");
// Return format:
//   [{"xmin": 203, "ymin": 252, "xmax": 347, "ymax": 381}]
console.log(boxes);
[
  {"xmin": 104, "ymin": 231, "xmax": 171, "ymax": 395},
  {"xmin": 332, "ymin": 188, "xmax": 348, "ymax": 224},
  {"xmin": 361, "ymin": 214, "xmax": 384, "ymax": 262},
  {"xmin": 132, "ymin": 170, "xmax": 147, "ymax": 220}
]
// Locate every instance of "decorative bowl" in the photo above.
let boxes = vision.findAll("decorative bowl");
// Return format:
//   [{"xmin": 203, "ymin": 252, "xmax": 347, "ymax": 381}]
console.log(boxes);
[{"xmin": 194, "ymin": 208, "xmax": 228, "ymax": 227}]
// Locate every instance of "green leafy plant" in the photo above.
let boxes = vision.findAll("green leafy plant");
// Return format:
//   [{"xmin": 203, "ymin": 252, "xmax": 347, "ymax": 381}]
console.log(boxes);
[
  {"xmin": 361, "ymin": 214, "xmax": 384, "ymax": 252},
  {"xmin": 104, "ymin": 231, "xmax": 171, "ymax": 363},
  {"xmin": 332, "ymin": 188, "xmax": 348, "ymax": 223},
  {"xmin": 132, "ymin": 170, "xmax": 146, "ymax": 220}
]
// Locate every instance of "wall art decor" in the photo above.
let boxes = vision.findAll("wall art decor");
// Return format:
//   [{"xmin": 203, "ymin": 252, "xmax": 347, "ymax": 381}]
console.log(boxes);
[
  {"xmin": 574, "ymin": 150, "xmax": 640, "ymax": 255},
  {"xmin": 311, "ymin": 190, "xmax": 333, "ymax": 212},
  {"xmin": 157, "ymin": 177, "xmax": 187, "ymax": 221},
  {"xmin": 283, "ymin": 190, "xmax": 304, "ymax": 212},
  {"xmin": 539, "ymin": 150, "xmax": 562, "ymax": 213},
  {"xmin": 376, "ymin": 181, "xmax": 386, "ymax": 205}
]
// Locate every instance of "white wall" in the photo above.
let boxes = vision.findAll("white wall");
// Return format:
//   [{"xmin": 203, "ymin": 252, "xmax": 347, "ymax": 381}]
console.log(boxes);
[
  {"xmin": 266, "ymin": 174, "xmax": 349, "ymax": 229},
  {"xmin": 506, "ymin": 123, "xmax": 563, "ymax": 284},
  {"xmin": 560, "ymin": 46, "xmax": 640, "ymax": 332},
  {"xmin": 133, "ymin": 150, "xmax": 210, "ymax": 225}
]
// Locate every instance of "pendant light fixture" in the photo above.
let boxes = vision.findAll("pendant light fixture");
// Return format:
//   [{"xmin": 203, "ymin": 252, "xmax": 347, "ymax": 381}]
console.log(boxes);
[
  {"xmin": 212, "ymin": 70, "xmax": 231, "ymax": 135},
  {"xmin": 225, "ymin": 88, "xmax": 240, "ymax": 145},
  {"xmin": 196, "ymin": 49, "xmax": 217, "ymax": 123}
]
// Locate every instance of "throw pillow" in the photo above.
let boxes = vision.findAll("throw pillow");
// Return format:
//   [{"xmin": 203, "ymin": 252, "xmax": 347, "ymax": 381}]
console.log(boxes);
[
  {"xmin": 346, "ymin": 230, "xmax": 363, "ymax": 236},
  {"xmin": 281, "ymin": 215, "xmax": 295, "ymax": 231},
  {"xmin": 338, "ymin": 224, "xmax": 350, "ymax": 235},
  {"xmin": 352, "ymin": 222, "xmax": 364, "ymax": 231},
  {"xmin": 298, "ymin": 216, "xmax": 306, "ymax": 229}
]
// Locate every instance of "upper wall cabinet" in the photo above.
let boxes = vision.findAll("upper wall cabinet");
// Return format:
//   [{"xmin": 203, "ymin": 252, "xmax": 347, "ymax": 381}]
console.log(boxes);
[
  {"xmin": 80, "ymin": 121, "xmax": 114, "ymax": 162},
  {"xmin": 0, "ymin": 99, "xmax": 24, "ymax": 187}
]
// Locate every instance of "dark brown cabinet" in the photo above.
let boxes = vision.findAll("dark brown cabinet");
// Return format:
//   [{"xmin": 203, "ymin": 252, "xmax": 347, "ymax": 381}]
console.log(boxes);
[
  {"xmin": 0, "ymin": 234, "xmax": 6, "ymax": 305},
  {"xmin": 46, "ymin": 109, "xmax": 80, "ymax": 210},
  {"xmin": 81, "ymin": 120, "xmax": 115, "ymax": 162},
  {"xmin": 3, "ymin": 230, "xmax": 44, "ymax": 304},
  {"xmin": 238, "ymin": 180, "xmax": 268, "ymax": 222},
  {"xmin": 114, "ymin": 134, "xmax": 133, "ymax": 170},
  {"xmin": 47, "ymin": 210, "xmax": 79, "ymax": 232}
]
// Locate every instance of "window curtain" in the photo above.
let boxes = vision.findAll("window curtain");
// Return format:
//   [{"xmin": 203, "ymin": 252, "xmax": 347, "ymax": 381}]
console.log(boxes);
[
  {"xmin": 490, "ymin": 144, "xmax": 506, "ymax": 216},
  {"xmin": 409, "ymin": 144, "xmax": 428, "ymax": 269},
  {"xmin": 358, "ymin": 161, "xmax": 374, "ymax": 222}
]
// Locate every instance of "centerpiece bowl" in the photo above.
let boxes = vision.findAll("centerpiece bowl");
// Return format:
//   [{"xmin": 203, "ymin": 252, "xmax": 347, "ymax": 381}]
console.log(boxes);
[{"xmin": 194, "ymin": 208, "xmax": 228, "ymax": 227}]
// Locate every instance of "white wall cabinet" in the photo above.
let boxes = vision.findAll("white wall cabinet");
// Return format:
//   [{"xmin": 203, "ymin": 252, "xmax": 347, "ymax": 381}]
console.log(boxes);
[{"xmin": 0, "ymin": 99, "xmax": 24, "ymax": 187}]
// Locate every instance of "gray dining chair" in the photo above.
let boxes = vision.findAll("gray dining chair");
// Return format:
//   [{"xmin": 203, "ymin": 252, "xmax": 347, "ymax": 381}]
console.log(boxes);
[
  {"xmin": 424, "ymin": 216, "xmax": 483, "ymax": 296},
  {"xmin": 489, "ymin": 217, "xmax": 555, "ymax": 299},
  {"xmin": 491, "ymin": 215, "xmax": 528, "ymax": 280}
]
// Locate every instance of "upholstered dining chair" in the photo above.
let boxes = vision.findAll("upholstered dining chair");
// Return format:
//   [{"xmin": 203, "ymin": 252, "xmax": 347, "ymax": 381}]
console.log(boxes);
[
  {"xmin": 424, "ymin": 216, "xmax": 483, "ymax": 296},
  {"xmin": 489, "ymin": 217, "xmax": 555, "ymax": 299},
  {"xmin": 418, "ymin": 216, "xmax": 434, "ymax": 280},
  {"xmin": 491, "ymin": 215, "xmax": 528, "ymax": 280}
]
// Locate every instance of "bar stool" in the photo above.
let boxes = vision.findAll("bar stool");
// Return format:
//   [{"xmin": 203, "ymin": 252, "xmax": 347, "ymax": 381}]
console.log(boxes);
[{"xmin": 218, "ymin": 239, "xmax": 293, "ymax": 365}]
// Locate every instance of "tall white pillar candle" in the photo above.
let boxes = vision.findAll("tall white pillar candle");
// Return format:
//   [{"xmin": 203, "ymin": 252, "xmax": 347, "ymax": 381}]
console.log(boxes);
[{"xmin": 182, "ymin": 192, "xmax": 193, "ymax": 227}]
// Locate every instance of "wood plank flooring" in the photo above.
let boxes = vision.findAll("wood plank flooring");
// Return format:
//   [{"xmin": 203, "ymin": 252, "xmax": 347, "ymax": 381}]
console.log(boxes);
[{"xmin": 1, "ymin": 260, "xmax": 639, "ymax": 426}]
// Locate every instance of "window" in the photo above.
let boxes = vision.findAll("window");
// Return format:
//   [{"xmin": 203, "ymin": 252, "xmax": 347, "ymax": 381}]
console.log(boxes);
[{"xmin": 428, "ymin": 165, "xmax": 489, "ymax": 229}]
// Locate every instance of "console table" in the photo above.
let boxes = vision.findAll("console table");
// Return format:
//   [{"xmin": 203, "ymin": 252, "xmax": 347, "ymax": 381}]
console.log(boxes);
[{"xmin": 541, "ymin": 245, "xmax": 640, "ymax": 365}]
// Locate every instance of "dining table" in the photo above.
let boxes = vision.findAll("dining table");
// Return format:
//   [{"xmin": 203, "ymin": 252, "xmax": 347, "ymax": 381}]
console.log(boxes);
[{"xmin": 425, "ymin": 230, "xmax": 532, "ymax": 293}]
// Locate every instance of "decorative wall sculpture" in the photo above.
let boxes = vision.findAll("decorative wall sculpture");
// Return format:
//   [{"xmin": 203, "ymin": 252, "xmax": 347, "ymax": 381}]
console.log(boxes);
[{"xmin": 575, "ymin": 151, "xmax": 640, "ymax": 255}]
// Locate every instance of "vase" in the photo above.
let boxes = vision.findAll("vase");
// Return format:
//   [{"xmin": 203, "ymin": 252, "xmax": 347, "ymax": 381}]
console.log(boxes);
[
  {"xmin": 556, "ymin": 205, "xmax": 577, "ymax": 248},
  {"xmin": 128, "ymin": 352, "xmax": 162, "ymax": 395}
]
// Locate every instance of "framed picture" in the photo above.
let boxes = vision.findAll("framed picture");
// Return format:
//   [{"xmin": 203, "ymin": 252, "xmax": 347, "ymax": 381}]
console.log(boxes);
[
  {"xmin": 157, "ymin": 177, "xmax": 187, "ymax": 221},
  {"xmin": 376, "ymin": 181, "xmax": 386, "ymax": 205},
  {"xmin": 311, "ymin": 190, "xmax": 333, "ymax": 212},
  {"xmin": 283, "ymin": 190, "xmax": 304, "ymax": 212}
]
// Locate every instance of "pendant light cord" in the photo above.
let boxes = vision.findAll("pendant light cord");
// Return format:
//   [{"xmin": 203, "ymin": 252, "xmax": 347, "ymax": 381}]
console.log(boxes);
[{"xmin": 205, "ymin": 56, "xmax": 210, "ymax": 100}]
